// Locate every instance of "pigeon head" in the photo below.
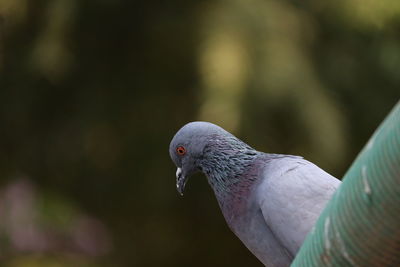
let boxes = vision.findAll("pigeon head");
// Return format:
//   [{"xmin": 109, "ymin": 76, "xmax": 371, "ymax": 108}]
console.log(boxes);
[
  {"xmin": 169, "ymin": 122, "xmax": 226, "ymax": 195},
  {"xmin": 169, "ymin": 121, "xmax": 257, "ymax": 196}
]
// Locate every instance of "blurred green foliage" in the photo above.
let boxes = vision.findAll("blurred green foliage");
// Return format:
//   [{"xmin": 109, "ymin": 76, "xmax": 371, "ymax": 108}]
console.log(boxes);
[{"xmin": 0, "ymin": 0, "xmax": 399, "ymax": 266}]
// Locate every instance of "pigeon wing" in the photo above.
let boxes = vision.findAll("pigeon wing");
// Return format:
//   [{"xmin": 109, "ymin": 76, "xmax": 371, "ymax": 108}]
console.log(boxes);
[{"xmin": 256, "ymin": 157, "xmax": 341, "ymax": 256}]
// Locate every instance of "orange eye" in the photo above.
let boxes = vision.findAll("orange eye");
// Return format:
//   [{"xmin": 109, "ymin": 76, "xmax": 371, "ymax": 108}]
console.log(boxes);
[{"xmin": 176, "ymin": 146, "xmax": 186, "ymax": 156}]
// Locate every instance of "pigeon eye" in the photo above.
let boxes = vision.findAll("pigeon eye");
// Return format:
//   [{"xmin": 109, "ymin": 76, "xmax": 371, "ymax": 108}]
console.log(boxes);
[{"xmin": 176, "ymin": 146, "xmax": 186, "ymax": 156}]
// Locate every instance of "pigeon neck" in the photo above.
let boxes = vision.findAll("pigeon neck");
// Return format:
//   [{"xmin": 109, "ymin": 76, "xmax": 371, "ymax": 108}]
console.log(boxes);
[{"xmin": 199, "ymin": 135, "xmax": 259, "ymax": 200}]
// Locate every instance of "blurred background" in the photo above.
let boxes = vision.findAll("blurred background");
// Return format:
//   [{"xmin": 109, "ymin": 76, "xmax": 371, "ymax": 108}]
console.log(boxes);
[{"xmin": 0, "ymin": 0, "xmax": 399, "ymax": 266}]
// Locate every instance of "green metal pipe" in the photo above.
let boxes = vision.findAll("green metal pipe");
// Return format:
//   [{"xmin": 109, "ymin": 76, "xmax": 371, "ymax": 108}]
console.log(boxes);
[{"xmin": 292, "ymin": 100, "xmax": 400, "ymax": 266}]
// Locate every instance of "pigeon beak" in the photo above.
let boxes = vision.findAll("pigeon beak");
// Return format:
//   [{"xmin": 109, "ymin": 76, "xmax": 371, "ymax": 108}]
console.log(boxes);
[{"xmin": 176, "ymin": 167, "xmax": 187, "ymax": 196}]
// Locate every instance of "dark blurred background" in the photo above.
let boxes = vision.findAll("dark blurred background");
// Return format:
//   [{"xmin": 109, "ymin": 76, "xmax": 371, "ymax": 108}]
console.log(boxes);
[{"xmin": 0, "ymin": 0, "xmax": 399, "ymax": 266}]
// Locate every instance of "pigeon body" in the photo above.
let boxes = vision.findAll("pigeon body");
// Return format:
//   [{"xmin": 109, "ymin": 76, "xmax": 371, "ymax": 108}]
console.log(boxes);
[{"xmin": 169, "ymin": 122, "xmax": 341, "ymax": 266}]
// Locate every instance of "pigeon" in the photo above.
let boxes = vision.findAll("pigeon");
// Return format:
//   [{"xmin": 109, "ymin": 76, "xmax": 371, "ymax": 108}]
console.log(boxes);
[{"xmin": 169, "ymin": 121, "xmax": 341, "ymax": 266}]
